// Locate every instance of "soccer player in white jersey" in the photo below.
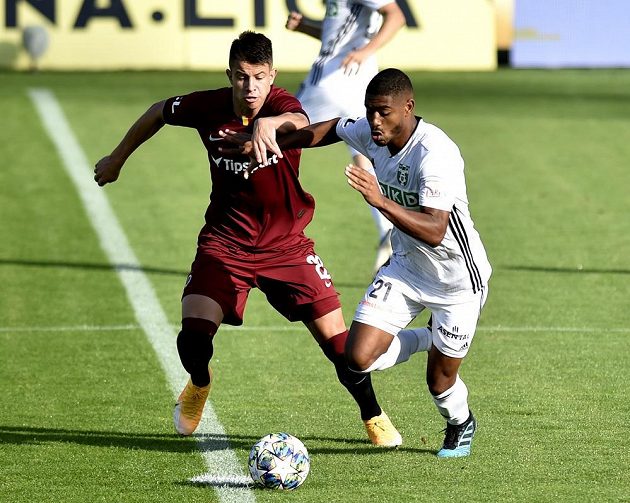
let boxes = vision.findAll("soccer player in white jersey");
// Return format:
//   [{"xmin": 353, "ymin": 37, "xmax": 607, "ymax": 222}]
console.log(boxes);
[
  {"xmin": 220, "ymin": 68, "xmax": 492, "ymax": 458},
  {"xmin": 286, "ymin": 0, "xmax": 406, "ymax": 273}
]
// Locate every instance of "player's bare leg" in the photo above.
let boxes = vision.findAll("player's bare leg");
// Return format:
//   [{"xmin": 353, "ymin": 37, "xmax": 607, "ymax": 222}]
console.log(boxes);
[
  {"xmin": 346, "ymin": 322, "xmax": 432, "ymax": 372},
  {"xmin": 305, "ymin": 309, "xmax": 401, "ymax": 447},
  {"xmin": 173, "ymin": 294, "xmax": 223, "ymax": 436},
  {"xmin": 427, "ymin": 347, "xmax": 476, "ymax": 458}
]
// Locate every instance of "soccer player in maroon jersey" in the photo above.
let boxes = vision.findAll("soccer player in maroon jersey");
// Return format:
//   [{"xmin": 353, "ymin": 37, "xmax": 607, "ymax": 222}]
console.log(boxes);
[{"xmin": 93, "ymin": 31, "xmax": 401, "ymax": 446}]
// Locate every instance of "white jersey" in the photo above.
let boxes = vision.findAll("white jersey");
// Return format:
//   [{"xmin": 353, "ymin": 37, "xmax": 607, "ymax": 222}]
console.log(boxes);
[
  {"xmin": 336, "ymin": 116, "xmax": 492, "ymax": 301},
  {"xmin": 302, "ymin": 0, "xmax": 390, "ymax": 94}
]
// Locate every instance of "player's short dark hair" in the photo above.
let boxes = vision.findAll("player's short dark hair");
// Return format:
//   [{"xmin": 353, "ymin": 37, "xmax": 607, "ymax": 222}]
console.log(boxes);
[
  {"xmin": 229, "ymin": 31, "xmax": 273, "ymax": 68},
  {"xmin": 366, "ymin": 68, "xmax": 413, "ymax": 98}
]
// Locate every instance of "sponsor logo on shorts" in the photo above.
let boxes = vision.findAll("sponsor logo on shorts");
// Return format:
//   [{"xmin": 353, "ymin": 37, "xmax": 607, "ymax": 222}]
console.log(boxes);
[
  {"xmin": 359, "ymin": 299, "xmax": 380, "ymax": 309},
  {"xmin": 437, "ymin": 325, "xmax": 469, "ymax": 341},
  {"xmin": 184, "ymin": 274, "xmax": 192, "ymax": 287}
]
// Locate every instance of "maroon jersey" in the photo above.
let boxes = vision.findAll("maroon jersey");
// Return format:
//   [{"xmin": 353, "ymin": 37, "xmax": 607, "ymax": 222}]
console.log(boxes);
[{"xmin": 163, "ymin": 86, "xmax": 313, "ymax": 250}]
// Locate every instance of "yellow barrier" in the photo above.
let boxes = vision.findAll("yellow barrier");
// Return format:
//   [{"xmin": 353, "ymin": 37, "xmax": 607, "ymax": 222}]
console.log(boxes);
[{"xmin": 1, "ymin": 0, "xmax": 496, "ymax": 70}]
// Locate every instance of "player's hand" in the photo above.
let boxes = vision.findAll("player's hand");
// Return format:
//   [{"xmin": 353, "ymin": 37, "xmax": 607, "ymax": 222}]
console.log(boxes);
[
  {"xmin": 94, "ymin": 155, "xmax": 124, "ymax": 186},
  {"xmin": 285, "ymin": 11, "xmax": 303, "ymax": 31},
  {"xmin": 218, "ymin": 129, "xmax": 254, "ymax": 157},
  {"xmin": 341, "ymin": 49, "xmax": 369, "ymax": 76},
  {"xmin": 250, "ymin": 117, "xmax": 283, "ymax": 165},
  {"xmin": 344, "ymin": 163, "xmax": 384, "ymax": 207},
  {"xmin": 218, "ymin": 129, "xmax": 262, "ymax": 179}
]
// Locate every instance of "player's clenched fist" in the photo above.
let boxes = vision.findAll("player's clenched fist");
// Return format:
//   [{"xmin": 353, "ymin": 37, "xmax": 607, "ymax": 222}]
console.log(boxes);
[{"xmin": 94, "ymin": 155, "xmax": 123, "ymax": 186}]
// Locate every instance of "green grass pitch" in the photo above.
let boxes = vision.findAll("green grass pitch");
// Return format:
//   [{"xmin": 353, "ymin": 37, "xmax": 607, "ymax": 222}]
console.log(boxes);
[{"xmin": 1, "ymin": 68, "xmax": 629, "ymax": 502}]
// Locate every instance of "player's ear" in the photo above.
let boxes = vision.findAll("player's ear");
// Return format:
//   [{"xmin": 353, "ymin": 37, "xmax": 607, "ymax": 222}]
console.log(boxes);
[
  {"xmin": 225, "ymin": 69, "xmax": 232, "ymax": 83},
  {"xmin": 405, "ymin": 98, "xmax": 415, "ymax": 116},
  {"xmin": 269, "ymin": 68, "xmax": 277, "ymax": 84}
]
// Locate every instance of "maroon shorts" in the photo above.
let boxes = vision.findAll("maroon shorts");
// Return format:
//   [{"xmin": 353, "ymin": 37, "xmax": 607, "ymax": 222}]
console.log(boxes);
[{"xmin": 182, "ymin": 236, "xmax": 341, "ymax": 326}]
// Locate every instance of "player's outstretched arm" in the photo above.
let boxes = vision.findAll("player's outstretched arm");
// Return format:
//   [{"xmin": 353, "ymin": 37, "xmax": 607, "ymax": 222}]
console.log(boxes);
[
  {"xmin": 285, "ymin": 11, "xmax": 323, "ymax": 40},
  {"xmin": 341, "ymin": 1, "xmax": 406, "ymax": 73},
  {"xmin": 94, "ymin": 100, "xmax": 166, "ymax": 186},
  {"xmin": 251, "ymin": 112, "xmax": 310, "ymax": 164},
  {"xmin": 220, "ymin": 117, "xmax": 342, "ymax": 161}
]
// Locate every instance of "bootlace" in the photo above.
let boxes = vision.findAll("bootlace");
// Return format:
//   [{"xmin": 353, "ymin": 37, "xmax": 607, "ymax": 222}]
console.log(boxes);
[{"xmin": 441, "ymin": 423, "xmax": 462, "ymax": 449}]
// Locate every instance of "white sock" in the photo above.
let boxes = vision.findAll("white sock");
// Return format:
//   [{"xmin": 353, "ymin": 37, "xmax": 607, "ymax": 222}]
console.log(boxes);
[
  {"xmin": 364, "ymin": 328, "xmax": 432, "ymax": 372},
  {"xmin": 432, "ymin": 375, "xmax": 470, "ymax": 425}
]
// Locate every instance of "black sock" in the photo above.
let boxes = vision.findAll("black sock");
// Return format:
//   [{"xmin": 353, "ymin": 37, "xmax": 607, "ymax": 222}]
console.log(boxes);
[
  {"xmin": 321, "ymin": 332, "xmax": 382, "ymax": 421},
  {"xmin": 177, "ymin": 317, "xmax": 218, "ymax": 387}
]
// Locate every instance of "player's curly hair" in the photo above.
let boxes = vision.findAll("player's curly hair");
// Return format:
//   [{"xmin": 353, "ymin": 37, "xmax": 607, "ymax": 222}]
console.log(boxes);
[
  {"xmin": 229, "ymin": 31, "xmax": 273, "ymax": 68},
  {"xmin": 367, "ymin": 68, "xmax": 413, "ymax": 97}
]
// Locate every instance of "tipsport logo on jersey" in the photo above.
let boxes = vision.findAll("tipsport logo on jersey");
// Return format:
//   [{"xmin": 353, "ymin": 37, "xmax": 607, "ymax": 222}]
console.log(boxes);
[{"xmin": 211, "ymin": 153, "xmax": 279, "ymax": 177}]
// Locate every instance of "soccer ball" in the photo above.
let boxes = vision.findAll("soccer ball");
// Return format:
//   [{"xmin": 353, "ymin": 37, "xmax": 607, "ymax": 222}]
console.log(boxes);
[{"xmin": 248, "ymin": 432, "xmax": 310, "ymax": 490}]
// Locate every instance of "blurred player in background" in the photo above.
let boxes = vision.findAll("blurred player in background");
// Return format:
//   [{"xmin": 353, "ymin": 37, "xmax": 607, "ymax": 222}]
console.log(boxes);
[
  {"xmin": 220, "ymin": 68, "xmax": 492, "ymax": 458},
  {"xmin": 286, "ymin": 0, "xmax": 406, "ymax": 274},
  {"xmin": 93, "ymin": 31, "xmax": 403, "ymax": 447}
]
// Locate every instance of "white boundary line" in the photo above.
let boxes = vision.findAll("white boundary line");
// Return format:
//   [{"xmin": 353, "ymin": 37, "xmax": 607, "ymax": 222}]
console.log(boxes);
[
  {"xmin": 28, "ymin": 88, "xmax": 255, "ymax": 503},
  {"xmin": 2, "ymin": 323, "xmax": 629, "ymax": 334}
]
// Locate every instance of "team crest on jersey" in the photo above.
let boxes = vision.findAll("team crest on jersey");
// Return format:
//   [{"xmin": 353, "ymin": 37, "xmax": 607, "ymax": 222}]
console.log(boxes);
[{"xmin": 397, "ymin": 164, "xmax": 410, "ymax": 186}]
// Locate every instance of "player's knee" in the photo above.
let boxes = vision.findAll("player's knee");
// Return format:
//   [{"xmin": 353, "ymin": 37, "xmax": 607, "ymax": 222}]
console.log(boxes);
[
  {"xmin": 346, "ymin": 345, "xmax": 378, "ymax": 373},
  {"xmin": 426, "ymin": 347, "xmax": 462, "ymax": 395},
  {"xmin": 177, "ymin": 317, "xmax": 218, "ymax": 375},
  {"xmin": 318, "ymin": 331, "xmax": 366, "ymax": 386},
  {"xmin": 426, "ymin": 371, "xmax": 457, "ymax": 396}
]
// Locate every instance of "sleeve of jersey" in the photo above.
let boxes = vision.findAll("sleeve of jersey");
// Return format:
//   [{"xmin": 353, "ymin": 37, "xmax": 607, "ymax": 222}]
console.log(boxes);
[
  {"xmin": 335, "ymin": 117, "xmax": 370, "ymax": 157},
  {"xmin": 162, "ymin": 92, "xmax": 206, "ymax": 128},
  {"xmin": 269, "ymin": 88, "xmax": 308, "ymax": 118},
  {"xmin": 417, "ymin": 154, "xmax": 458, "ymax": 212}
]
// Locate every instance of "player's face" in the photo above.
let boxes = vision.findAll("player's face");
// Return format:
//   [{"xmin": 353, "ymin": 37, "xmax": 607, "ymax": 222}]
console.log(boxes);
[
  {"xmin": 365, "ymin": 93, "xmax": 414, "ymax": 149},
  {"xmin": 227, "ymin": 61, "xmax": 276, "ymax": 117}
]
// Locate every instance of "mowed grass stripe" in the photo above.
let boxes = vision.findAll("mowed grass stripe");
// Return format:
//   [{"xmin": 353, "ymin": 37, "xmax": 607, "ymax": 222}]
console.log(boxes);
[{"xmin": 28, "ymin": 88, "xmax": 255, "ymax": 503}]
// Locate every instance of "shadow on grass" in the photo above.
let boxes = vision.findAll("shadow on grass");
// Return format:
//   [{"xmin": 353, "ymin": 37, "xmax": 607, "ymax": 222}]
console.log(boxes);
[
  {"xmin": 0, "ymin": 257, "xmax": 187, "ymax": 276},
  {"xmin": 0, "ymin": 257, "xmax": 367, "ymax": 288},
  {"xmin": 502, "ymin": 264, "xmax": 630, "ymax": 275},
  {"xmin": 178, "ymin": 476, "xmax": 253, "ymax": 489},
  {"xmin": 8, "ymin": 258, "xmax": 630, "ymax": 281},
  {"xmin": 0, "ymin": 425, "xmax": 434, "ymax": 455},
  {"xmin": 0, "ymin": 425, "xmax": 199, "ymax": 452}
]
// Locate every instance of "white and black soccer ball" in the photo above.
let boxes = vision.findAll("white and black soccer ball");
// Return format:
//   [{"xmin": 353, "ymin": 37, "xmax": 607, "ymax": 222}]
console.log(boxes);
[{"xmin": 248, "ymin": 432, "xmax": 310, "ymax": 490}]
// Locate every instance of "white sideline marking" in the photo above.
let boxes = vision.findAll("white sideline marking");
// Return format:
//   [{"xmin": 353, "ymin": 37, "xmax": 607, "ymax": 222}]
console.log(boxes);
[
  {"xmin": 28, "ymin": 88, "xmax": 255, "ymax": 503},
  {"xmin": 2, "ymin": 323, "xmax": 630, "ymax": 334}
]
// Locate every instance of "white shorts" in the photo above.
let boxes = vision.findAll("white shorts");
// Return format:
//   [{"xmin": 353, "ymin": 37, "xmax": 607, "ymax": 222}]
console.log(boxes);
[
  {"xmin": 297, "ymin": 82, "xmax": 366, "ymax": 123},
  {"xmin": 297, "ymin": 70, "xmax": 374, "ymax": 159},
  {"xmin": 353, "ymin": 259, "xmax": 488, "ymax": 358}
]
